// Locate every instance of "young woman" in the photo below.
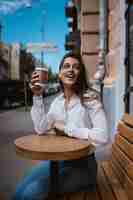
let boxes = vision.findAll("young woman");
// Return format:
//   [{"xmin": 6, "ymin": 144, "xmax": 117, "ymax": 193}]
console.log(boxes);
[{"xmin": 13, "ymin": 52, "xmax": 108, "ymax": 200}]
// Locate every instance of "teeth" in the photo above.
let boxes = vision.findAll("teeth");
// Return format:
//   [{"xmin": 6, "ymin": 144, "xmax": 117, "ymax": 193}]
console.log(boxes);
[
  {"xmin": 66, "ymin": 74, "xmax": 74, "ymax": 78},
  {"xmin": 66, "ymin": 76, "xmax": 73, "ymax": 78}
]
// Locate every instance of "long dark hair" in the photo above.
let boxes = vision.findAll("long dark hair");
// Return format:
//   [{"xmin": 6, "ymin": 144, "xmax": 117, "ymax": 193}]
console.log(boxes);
[{"xmin": 59, "ymin": 51, "xmax": 90, "ymax": 102}]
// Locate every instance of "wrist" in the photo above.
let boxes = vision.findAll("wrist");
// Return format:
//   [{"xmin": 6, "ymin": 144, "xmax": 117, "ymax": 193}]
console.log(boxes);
[
  {"xmin": 34, "ymin": 94, "xmax": 42, "ymax": 97},
  {"xmin": 64, "ymin": 126, "xmax": 73, "ymax": 137},
  {"xmin": 33, "ymin": 95, "xmax": 43, "ymax": 99}
]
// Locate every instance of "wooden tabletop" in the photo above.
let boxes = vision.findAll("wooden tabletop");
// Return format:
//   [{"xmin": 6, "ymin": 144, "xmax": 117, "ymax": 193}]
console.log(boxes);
[{"xmin": 14, "ymin": 134, "xmax": 94, "ymax": 161}]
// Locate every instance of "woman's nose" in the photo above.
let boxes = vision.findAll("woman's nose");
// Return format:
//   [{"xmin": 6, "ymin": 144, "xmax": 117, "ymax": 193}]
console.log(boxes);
[{"xmin": 69, "ymin": 65, "xmax": 74, "ymax": 71}]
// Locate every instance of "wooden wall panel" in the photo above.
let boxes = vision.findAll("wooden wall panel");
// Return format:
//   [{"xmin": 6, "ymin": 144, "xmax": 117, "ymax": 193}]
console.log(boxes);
[
  {"xmin": 81, "ymin": 0, "xmax": 99, "ymax": 79},
  {"xmin": 81, "ymin": 15, "xmax": 99, "ymax": 32},
  {"xmin": 108, "ymin": 0, "xmax": 118, "ymax": 11},
  {"xmin": 81, "ymin": 34, "xmax": 99, "ymax": 53},
  {"xmin": 81, "ymin": 0, "xmax": 99, "ymax": 12},
  {"xmin": 107, "ymin": 0, "xmax": 125, "ymax": 80},
  {"xmin": 109, "ymin": 21, "xmax": 123, "ymax": 50},
  {"xmin": 82, "ymin": 55, "xmax": 97, "ymax": 79}
]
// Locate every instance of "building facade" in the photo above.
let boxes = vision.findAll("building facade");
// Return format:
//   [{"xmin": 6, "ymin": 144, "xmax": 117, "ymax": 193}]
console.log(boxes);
[
  {"xmin": 0, "ymin": 42, "xmax": 11, "ymax": 80},
  {"xmin": 10, "ymin": 43, "xmax": 20, "ymax": 80},
  {"xmin": 0, "ymin": 42, "xmax": 21, "ymax": 80},
  {"xmin": 65, "ymin": 0, "xmax": 133, "ymax": 140}
]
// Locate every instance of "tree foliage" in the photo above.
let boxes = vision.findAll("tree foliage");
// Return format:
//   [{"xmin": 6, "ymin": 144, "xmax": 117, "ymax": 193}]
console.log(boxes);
[
  {"xmin": 48, "ymin": 66, "xmax": 58, "ymax": 82},
  {"xmin": 19, "ymin": 49, "xmax": 36, "ymax": 80}
]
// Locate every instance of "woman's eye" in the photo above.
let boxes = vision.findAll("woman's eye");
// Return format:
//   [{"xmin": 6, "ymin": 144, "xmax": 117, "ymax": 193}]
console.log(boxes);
[
  {"xmin": 73, "ymin": 64, "xmax": 80, "ymax": 70},
  {"xmin": 62, "ymin": 63, "xmax": 80, "ymax": 70},
  {"xmin": 62, "ymin": 64, "xmax": 70, "ymax": 69}
]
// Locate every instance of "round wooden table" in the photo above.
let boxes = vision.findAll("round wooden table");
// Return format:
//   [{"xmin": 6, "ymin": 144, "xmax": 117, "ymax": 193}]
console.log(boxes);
[{"xmin": 14, "ymin": 134, "xmax": 94, "ymax": 199}]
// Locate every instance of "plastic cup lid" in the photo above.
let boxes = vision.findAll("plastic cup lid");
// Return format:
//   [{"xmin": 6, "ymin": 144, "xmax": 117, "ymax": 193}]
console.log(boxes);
[{"xmin": 35, "ymin": 67, "xmax": 48, "ymax": 72}]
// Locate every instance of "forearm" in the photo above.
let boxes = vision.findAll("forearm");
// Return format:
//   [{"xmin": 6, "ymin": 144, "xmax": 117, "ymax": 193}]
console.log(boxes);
[
  {"xmin": 64, "ymin": 126, "xmax": 108, "ymax": 146},
  {"xmin": 31, "ymin": 95, "xmax": 53, "ymax": 134}
]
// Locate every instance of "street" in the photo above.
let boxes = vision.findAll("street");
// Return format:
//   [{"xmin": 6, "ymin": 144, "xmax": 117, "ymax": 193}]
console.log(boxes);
[{"xmin": 0, "ymin": 94, "xmax": 57, "ymax": 200}]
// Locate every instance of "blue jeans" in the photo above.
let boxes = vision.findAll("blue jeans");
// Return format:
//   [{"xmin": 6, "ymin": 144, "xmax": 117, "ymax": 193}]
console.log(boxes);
[{"xmin": 13, "ymin": 154, "xmax": 97, "ymax": 200}]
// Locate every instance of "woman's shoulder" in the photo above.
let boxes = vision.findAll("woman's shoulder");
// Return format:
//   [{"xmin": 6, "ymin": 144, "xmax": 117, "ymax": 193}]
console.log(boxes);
[
  {"xmin": 83, "ymin": 88, "xmax": 100, "ymax": 101},
  {"xmin": 51, "ymin": 93, "xmax": 64, "ymax": 105},
  {"xmin": 83, "ymin": 89, "xmax": 102, "ymax": 108}
]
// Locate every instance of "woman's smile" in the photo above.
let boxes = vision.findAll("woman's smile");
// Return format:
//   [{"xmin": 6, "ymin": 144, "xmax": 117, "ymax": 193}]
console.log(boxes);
[{"xmin": 65, "ymin": 73, "xmax": 75, "ymax": 79}]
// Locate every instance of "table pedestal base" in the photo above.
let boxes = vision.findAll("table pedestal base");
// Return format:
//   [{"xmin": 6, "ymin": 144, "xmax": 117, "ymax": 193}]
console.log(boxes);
[{"xmin": 48, "ymin": 161, "xmax": 59, "ymax": 199}]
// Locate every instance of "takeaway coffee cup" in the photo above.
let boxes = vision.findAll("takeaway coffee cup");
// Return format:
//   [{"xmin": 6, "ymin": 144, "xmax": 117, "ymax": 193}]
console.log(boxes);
[{"xmin": 34, "ymin": 67, "xmax": 48, "ymax": 88}]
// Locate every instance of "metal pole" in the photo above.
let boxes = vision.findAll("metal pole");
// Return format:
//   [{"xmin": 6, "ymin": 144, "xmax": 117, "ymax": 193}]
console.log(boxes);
[
  {"xmin": 41, "ymin": 51, "xmax": 44, "ymax": 67},
  {"xmin": 49, "ymin": 161, "xmax": 59, "ymax": 199},
  {"xmin": 24, "ymin": 73, "xmax": 28, "ymax": 111},
  {"xmin": 41, "ymin": 22, "xmax": 44, "ymax": 66},
  {"xmin": 0, "ymin": 23, "xmax": 2, "ymax": 41},
  {"xmin": 41, "ymin": 9, "xmax": 46, "ymax": 103},
  {"xmin": 41, "ymin": 10, "xmax": 46, "ymax": 67}
]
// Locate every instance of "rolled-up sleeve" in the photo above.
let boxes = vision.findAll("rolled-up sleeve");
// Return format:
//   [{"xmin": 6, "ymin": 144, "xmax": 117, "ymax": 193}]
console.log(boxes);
[
  {"xmin": 86, "ymin": 100, "xmax": 108, "ymax": 146},
  {"xmin": 31, "ymin": 95, "xmax": 55, "ymax": 134},
  {"xmin": 64, "ymin": 100, "xmax": 109, "ymax": 147}
]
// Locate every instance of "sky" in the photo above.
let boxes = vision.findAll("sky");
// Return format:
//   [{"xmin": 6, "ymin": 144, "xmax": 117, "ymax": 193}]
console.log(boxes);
[{"xmin": 0, "ymin": 0, "xmax": 68, "ymax": 73}]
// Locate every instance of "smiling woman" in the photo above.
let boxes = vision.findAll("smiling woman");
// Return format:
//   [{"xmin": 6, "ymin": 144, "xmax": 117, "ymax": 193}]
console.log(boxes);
[{"xmin": 13, "ymin": 51, "xmax": 108, "ymax": 200}]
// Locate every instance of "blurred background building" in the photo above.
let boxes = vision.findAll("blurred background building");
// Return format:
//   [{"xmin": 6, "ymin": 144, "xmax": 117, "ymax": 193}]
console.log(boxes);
[{"xmin": 0, "ymin": 41, "xmax": 36, "ymax": 108}]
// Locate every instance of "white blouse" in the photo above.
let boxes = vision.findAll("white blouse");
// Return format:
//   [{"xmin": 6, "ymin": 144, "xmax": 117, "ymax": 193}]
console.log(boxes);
[{"xmin": 31, "ymin": 93, "xmax": 108, "ymax": 148}]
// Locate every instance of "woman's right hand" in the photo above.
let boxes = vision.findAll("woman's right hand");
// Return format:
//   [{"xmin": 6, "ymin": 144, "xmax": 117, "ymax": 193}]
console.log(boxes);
[{"xmin": 29, "ymin": 71, "xmax": 43, "ymax": 96}]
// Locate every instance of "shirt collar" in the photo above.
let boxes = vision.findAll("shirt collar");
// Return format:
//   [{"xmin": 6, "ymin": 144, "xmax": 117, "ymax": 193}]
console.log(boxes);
[{"xmin": 58, "ymin": 93, "xmax": 81, "ymax": 109}]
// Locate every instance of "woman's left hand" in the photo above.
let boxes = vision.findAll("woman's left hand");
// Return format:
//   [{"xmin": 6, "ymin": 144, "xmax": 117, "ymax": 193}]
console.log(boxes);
[
  {"xmin": 54, "ymin": 121, "xmax": 65, "ymax": 136},
  {"xmin": 54, "ymin": 120, "xmax": 64, "ymax": 131}
]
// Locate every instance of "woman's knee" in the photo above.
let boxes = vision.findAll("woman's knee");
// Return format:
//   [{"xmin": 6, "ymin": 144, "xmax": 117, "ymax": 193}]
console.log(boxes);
[
  {"xmin": 13, "ymin": 161, "xmax": 50, "ymax": 200},
  {"xmin": 13, "ymin": 177, "xmax": 49, "ymax": 200},
  {"xmin": 12, "ymin": 182, "xmax": 26, "ymax": 200}
]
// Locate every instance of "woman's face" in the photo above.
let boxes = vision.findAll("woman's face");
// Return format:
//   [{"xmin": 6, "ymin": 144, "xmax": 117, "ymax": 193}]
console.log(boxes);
[{"xmin": 59, "ymin": 57, "xmax": 80, "ymax": 88}]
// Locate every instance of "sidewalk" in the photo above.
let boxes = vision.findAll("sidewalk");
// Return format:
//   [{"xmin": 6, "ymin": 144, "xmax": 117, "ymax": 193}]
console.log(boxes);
[
  {"xmin": 0, "ymin": 107, "xmax": 35, "ymax": 200},
  {"xmin": 0, "ymin": 94, "xmax": 58, "ymax": 199}
]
